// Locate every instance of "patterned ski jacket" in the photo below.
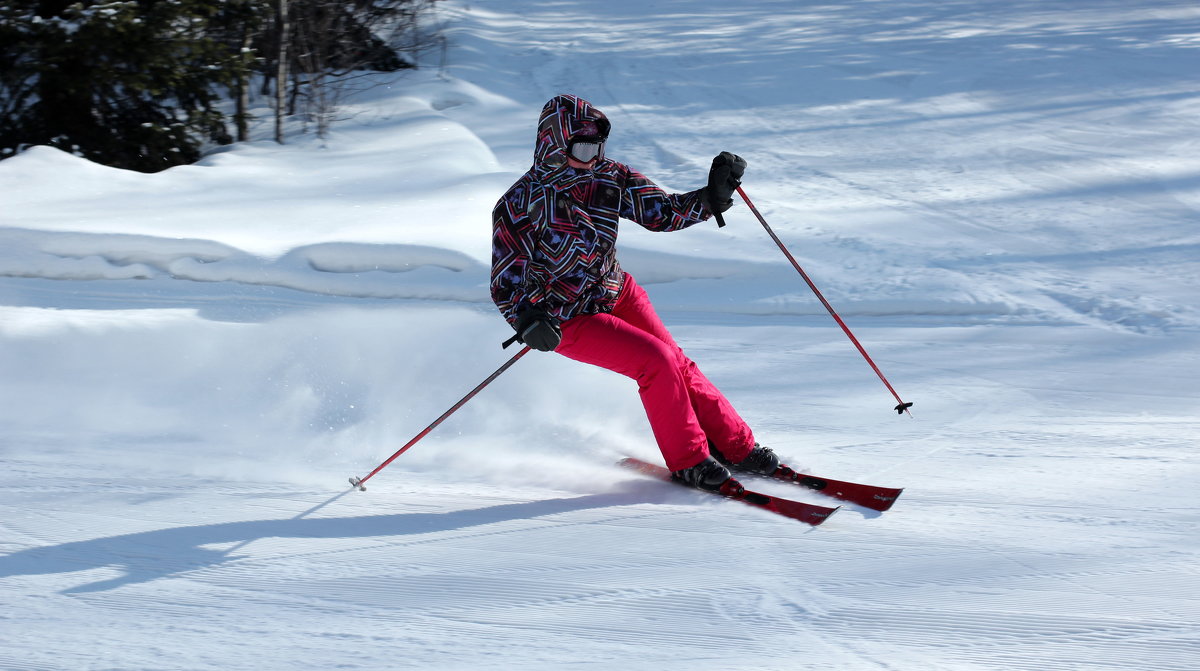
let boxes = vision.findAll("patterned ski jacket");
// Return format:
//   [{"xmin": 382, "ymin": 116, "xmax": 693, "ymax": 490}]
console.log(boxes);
[{"xmin": 491, "ymin": 94, "xmax": 715, "ymax": 327}]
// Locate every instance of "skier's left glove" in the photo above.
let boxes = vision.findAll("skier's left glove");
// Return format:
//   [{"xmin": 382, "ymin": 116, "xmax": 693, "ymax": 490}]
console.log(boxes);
[
  {"xmin": 705, "ymin": 151, "xmax": 747, "ymax": 214},
  {"xmin": 514, "ymin": 307, "xmax": 562, "ymax": 352}
]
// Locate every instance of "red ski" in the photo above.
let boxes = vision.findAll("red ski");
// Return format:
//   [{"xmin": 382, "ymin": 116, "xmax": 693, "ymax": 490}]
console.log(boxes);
[
  {"xmin": 619, "ymin": 457, "xmax": 838, "ymax": 526},
  {"xmin": 768, "ymin": 466, "xmax": 903, "ymax": 512}
]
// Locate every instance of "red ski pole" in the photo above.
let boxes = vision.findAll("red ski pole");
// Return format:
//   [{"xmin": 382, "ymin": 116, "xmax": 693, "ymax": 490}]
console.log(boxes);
[
  {"xmin": 349, "ymin": 346, "xmax": 533, "ymax": 490},
  {"xmin": 737, "ymin": 186, "xmax": 913, "ymax": 416}
]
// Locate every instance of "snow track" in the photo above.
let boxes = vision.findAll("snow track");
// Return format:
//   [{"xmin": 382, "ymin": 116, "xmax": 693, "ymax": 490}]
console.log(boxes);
[{"xmin": 2, "ymin": 316, "xmax": 1196, "ymax": 670}]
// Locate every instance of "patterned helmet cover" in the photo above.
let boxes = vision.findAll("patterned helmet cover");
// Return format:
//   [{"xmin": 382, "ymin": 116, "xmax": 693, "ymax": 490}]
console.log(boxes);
[{"xmin": 533, "ymin": 94, "xmax": 611, "ymax": 191}]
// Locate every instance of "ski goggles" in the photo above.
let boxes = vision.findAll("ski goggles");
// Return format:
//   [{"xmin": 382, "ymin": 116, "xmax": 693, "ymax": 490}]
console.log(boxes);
[{"xmin": 568, "ymin": 136, "xmax": 606, "ymax": 163}]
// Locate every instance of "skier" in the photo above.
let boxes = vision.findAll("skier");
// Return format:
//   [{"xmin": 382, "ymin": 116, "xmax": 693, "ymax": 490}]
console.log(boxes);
[{"xmin": 490, "ymin": 94, "xmax": 791, "ymax": 492}]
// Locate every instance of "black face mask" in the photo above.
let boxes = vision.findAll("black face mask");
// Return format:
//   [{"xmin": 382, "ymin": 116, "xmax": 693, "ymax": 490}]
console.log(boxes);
[{"xmin": 568, "ymin": 135, "xmax": 606, "ymax": 162}]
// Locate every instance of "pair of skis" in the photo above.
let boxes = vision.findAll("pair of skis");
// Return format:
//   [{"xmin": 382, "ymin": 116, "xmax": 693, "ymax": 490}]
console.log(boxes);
[{"xmin": 619, "ymin": 456, "xmax": 902, "ymax": 526}]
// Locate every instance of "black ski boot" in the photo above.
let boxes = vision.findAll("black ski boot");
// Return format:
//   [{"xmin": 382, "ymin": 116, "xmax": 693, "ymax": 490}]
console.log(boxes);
[
  {"xmin": 671, "ymin": 456, "xmax": 733, "ymax": 492},
  {"xmin": 709, "ymin": 442, "xmax": 781, "ymax": 476}
]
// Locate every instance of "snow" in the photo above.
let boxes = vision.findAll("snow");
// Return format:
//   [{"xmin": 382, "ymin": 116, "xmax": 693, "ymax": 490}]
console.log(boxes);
[{"xmin": 2, "ymin": 0, "xmax": 1199, "ymax": 669}]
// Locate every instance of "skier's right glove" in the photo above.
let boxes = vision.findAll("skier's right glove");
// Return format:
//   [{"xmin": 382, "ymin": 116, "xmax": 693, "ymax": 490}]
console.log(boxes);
[
  {"xmin": 705, "ymin": 151, "xmax": 747, "ymax": 214},
  {"xmin": 514, "ymin": 307, "xmax": 562, "ymax": 352}
]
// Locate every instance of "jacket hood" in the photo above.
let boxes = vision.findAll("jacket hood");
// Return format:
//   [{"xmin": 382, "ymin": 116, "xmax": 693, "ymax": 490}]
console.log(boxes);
[{"xmin": 533, "ymin": 94, "xmax": 612, "ymax": 191}]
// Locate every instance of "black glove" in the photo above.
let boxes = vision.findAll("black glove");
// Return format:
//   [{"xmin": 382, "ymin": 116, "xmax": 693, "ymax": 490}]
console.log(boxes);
[
  {"xmin": 514, "ymin": 307, "xmax": 562, "ymax": 352},
  {"xmin": 706, "ymin": 151, "xmax": 747, "ymax": 213}
]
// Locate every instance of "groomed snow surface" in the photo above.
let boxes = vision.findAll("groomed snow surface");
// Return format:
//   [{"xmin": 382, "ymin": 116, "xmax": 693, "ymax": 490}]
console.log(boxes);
[{"xmin": 2, "ymin": 1, "xmax": 1199, "ymax": 669}]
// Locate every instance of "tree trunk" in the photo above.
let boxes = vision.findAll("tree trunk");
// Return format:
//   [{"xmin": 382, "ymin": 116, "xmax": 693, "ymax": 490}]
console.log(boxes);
[
  {"xmin": 274, "ymin": 0, "xmax": 289, "ymax": 144},
  {"xmin": 234, "ymin": 26, "xmax": 252, "ymax": 142}
]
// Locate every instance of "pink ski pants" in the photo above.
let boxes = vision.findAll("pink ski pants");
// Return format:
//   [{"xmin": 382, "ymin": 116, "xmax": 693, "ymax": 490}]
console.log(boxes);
[{"xmin": 555, "ymin": 273, "xmax": 755, "ymax": 472}]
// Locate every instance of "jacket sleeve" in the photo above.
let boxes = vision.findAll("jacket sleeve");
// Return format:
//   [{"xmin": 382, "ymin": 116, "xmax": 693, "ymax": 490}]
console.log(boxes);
[
  {"xmin": 619, "ymin": 165, "xmax": 713, "ymax": 232},
  {"xmin": 490, "ymin": 186, "xmax": 545, "ymax": 326}
]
